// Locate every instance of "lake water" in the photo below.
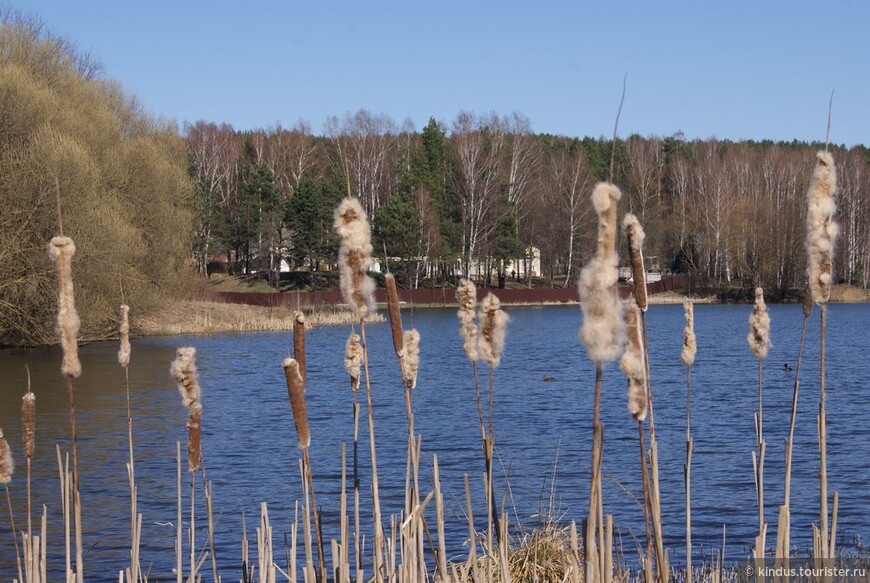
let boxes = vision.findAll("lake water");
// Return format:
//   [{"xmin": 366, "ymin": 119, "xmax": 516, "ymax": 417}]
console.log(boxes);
[{"xmin": 0, "ymin": 303, "xmax": 868, "ymax": 578}]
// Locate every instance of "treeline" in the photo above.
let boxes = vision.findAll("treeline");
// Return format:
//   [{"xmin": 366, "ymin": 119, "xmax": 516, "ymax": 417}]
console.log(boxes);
[
  {"xmin": 188, "ymin": 112, "xmax": 870, "ymax": 295},
  {"xmin": 0, "ymin": 12, "xmax": 194, "ymax": 346}
]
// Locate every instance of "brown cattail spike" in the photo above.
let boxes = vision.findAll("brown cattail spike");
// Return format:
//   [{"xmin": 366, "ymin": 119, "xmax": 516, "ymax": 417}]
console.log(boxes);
[
  {"xmin": 0, "ymin": 429, "xmax": 13, "ymax": 485},
  {"xmin": 623, "ymin": 213, "xmax": 648, "ymax": 312},
  {"xmin": 748, "ymin": 287, "xmax": 771, "ymax": 359},
  {"xmin": 385, "ymin": 274, "xmax": 404, "ymax": 357},
  {"xmin": 620, "ymin": 305, "xmax": 647, "ymax": 421},
  {"xmin": 478, "ymin": 293, "xmax": 509, "ymax": 369},
  {"xmin": 283, "ymin": 358, "xmax": 311, "ymax": 449},
  {"xmin": 333, "ymin": 198, "xmax": 377, "ymax": 318},
  {"xmin": 293, "ymin": 311, "xmax": 306, "ymax": 387},
  {"xmin": 118, "ymin": 304, "xmax": 131, "ymax": 368},
  {"xmin": 806, "ymin": 151, "xmax": 838, "ymax": 305},
  {"xmin": 170, "ymin": 347, "xmax": 201, "ymax": 408},
  {"xmin": 681, "ymin": 300, "xmax": 697, "ymax": 367},
  {"xmin": 187, "ymin": 403, "xmax": 202, "ymax": 473},
  {"xmin": 48, "ymin": 236, "xmax": 81, "ymax": 378},
  {"xmin": 457, "ymin": 279, "xmax": 479, "ymax": 362},
  {"xmin": 401, "ymin": 329, "xmax": 421, "ymax": 389},
  {"xmin": 344, "ymin": 333, "xmax": 362, "ymax": 391},
  {"xmin": 22, "ymin": 392, "xmax": 35, "ymax": 460},
  {"xmin": 578, "ymin": 183, "xmax": 625, "ymax": 363}
]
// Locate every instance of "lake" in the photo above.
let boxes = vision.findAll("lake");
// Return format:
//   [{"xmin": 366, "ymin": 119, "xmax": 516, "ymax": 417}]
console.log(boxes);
[{"xmin": 0, "ymin": 303, "xmax": 868, "ymax": 578}]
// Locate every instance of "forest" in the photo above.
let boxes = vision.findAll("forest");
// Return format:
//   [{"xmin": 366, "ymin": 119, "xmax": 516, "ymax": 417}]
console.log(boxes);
[
  {"xmin": 1, "ymin": 10, "xmax": 868, "ymax": 346},
  {"xmin": 188, "ymin": 112, "xmax": 870, "ymax": 296}
]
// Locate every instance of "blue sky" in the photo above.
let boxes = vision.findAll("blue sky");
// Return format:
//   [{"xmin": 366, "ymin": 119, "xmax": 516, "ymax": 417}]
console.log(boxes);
[{"xmin": 14, "ymin": 0, "xmax": 870, "ymax": 145}]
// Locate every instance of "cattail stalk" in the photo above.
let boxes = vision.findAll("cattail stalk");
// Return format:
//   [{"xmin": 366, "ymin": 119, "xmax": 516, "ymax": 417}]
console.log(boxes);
[
  {"xmin": 748, "ymin": 287, "xmax": 770, "ymax": 548},
  {"xmin": 806, "ymin": 150, "xmax": 838, "ymax": 559},
  {"xmin": 385, "ymin": 273, "xmax": 404, "ymax": 357},
  {"xmin": 49, "ymin": 235, "xmax": 84, "ymax": 583},
  {"xmin": 579, "ymin": 182, "xmax": 624, "ymax": 583},
  {"xmin": 1, "ymin": 430, "xmax": 23, "ymax": 583},
  {"xmin": 22, "ymin": 385, "xmax": 35, "ymax": 554},
  {"xmin": 457, "ymin": 279, "xmax": 485, "ymax": 440},
  {"xmin": 118, "ymin": 304, "xmax": 140, "ymax": 583},
  {"xmin": 282, "ymin": 357, "xmax": 325, "ymax": 581},
  {"xmin": 681, "ymin": 300, "xmax": 696, "ymax": 583},
  {"xmin": 344, "ymin": 332, "xmax": 363, "ymax": 578}
]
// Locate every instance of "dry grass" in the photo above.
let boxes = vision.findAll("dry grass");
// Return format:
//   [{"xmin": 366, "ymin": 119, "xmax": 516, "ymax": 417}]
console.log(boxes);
[{"xmin": 137, "ymin": 300, "xmax": 383, "ymax": 336}]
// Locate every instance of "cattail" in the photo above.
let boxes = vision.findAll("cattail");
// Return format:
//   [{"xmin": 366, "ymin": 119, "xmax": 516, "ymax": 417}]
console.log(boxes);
[
  {"xmin": 170, "ymin": 347, "xmax": 201, "ymax": 408},
  {"xmin": 457, "ymin": 279, "xmax": 479, "ymax": 362},
  {"xmin": 187, "ymin": 403, "xmax": 202, "ymax": 473},
  {"xmin": 0, "ymin": 429, "xmax": 13, "ymax": 485},
  {"xmin": 748, "ymin": 287, "xmax": 771, "ymax": 359},
  {"xmin": 48, "ymin": 236, "xmax": 81, "ymax": 378},
  {"xmin": 344, "ymin": 333, "xmax": 362, "ymax": 391},
  {"xmin": 620, "ymin": 305, "xmax": 647, "ymax": 421},
  {"xmin": 118, "ymin": 304, "xmax": 131, "ymax": 368},
  {"xmin": 478, "ymin": 293, "xmax": 509, "ymax": 368},
  {"xmin": 681, "ymin": 300, "xmax": 697, "ymax": 367},
  {"xmin": 293, "ymin": 311, "xmax": 306, "ymax": 386},
  {"xmin": 22, "ymin": 392, "xmax": 35, "ymax": 460},
  {"xmin": 401, "ymin": 329, "xmax": 421, "ymax": 389},
  {"xmin": 623, "ymin": 213, "xmax": 648, "ymax": 312},
  {"xmin": 806, "ymin": 151, "xmax": 838, "ymax": 305},
  {"xmin": 333, "ymin": 198, "xmax": 376, "ymax": 318},
  {"xmin": 282, "ymin": 358, "xmax": 311, "ymax": 449},
  {"xmin": 385, "ymin": 274, "xmax": 404, "ymax": 357},
  {"xmin": 578, "ymin": 183, "xmax": 625, "ymax": 363}
]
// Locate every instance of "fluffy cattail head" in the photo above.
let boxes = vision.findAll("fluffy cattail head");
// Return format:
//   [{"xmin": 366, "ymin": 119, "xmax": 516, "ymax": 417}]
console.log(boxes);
[
  {"xmin": 478, "ymin": 293, "xmax": 509, "ymax": 368},
  {"xmin": 22, "ymin": 391, "xmax": 35, "ymax": 460},
  {"xmin": 334, "ymin": 198, "xmax": 376, "ymax": 318},
  {"xmin": 620, "ymin": 305, "xmax": 647, "ymax": 422},
  {"xmin": 622, "ymin": 213, "xmax": 648, "ymax": 312},
  {"xmin": 48, "ymin": 236, "xmax": 81, "ymax": 378},
  {"xmin": 681, "ymin": 300, "xmax": 697, "ymax": 367},
  {"xmin": 170, "ymin": 347, "xmax": 201, "ymax": 408},
  {"xmin": 385, "ymin": 274, "xmax": 405, "ymax": 357},
  {"xmin": 0, "ymin": 429, "xmax": 13, "ymax": 485},
  {"xmin": 579, "ymin": 183, "xmax": 625, "ymax": 363},
  {"xmin": 293, "ymin": 311, "xmax": 306, "ymax": 387},
  {"xmin": 456, "ymin": 279, "xmax": 479, "ymax": 362},
  {"xmin": 187, "ymin": 402, "xmax": 202, "ymax": 473},
  {"xmin": 806, "ymin": 151, "xmax": 838, "ymax": 305},
  {"xmin": 401, "ymin": 329, "xmax": 421, "ymax": 390},
  {"xmin": 748, "ymin": 287, "xmax": 771, "ymax": 359},
  {"xmin": 283, "ymin": 358, "xmax": 311, "ymax": 449},
  {"xmin": 118, "ymin": 304, "xmax": 131, "ymax": 368},
  {"xmin": 344, "ymin": 332, "xmax": 362, "ymax": 391}
]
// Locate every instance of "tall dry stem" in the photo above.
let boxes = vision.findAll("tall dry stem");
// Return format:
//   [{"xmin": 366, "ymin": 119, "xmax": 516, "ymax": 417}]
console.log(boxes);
[
  {"xmin": 681, "ymin": 300, "xmax": 696, "ymax": 583},
  {"xmin": 748, "ymin": 286, "xmax": 770, "ymax": 551}
]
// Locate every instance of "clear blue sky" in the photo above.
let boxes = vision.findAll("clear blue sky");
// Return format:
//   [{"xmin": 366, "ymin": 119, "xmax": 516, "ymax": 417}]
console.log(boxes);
[{"xmin": 14, "ymin": 0, "xmax": 870, "ymax": 146}]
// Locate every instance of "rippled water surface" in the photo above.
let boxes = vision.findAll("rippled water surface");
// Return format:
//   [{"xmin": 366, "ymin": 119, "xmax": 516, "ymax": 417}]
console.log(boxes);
[{"xmin": 1, "ymin": 303, "xmax": 868, "ymax": 578}]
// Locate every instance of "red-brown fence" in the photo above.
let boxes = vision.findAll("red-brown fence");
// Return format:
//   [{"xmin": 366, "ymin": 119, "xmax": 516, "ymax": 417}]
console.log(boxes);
[{"xmin": 214, "ymin": 274, "xmax": 689, "ymax": 309}]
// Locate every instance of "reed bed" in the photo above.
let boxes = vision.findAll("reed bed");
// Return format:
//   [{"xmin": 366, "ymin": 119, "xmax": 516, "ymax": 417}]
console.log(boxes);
[{"xmin": 0, "ymin": 151, "xmax": 849, "ymax": 582}]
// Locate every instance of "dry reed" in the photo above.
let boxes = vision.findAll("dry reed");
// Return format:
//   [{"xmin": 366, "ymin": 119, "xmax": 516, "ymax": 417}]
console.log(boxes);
[
  {"xmin": 187, "ymin": 403, "xmax": 203, "ymax": 473},
  {"xmin": 681, "ymin": 301, "xmax": 697, "ymax": 367},
  {"xmin": 344, "ymin": 332, "xmax": 362, "ymax": 391},
  {"xmin": 334, "ymin": 198, "xmax": 377, "ymax": 319},
  {"xmin": 682, "ymin": 300, "xmax": 696, "ymax": 583},
  {"xmin": 747, "ymin": 287, "xmax": 771, "ymax": 359},
  {"xmin": 623, "ymin": 213, "xmax": 648, "ymax": 312},
  {"xmin": 747, "ymin": 287, "xmax": 770, "ymax": 560},
  {"xmin": 620, "ymin": 305, "xmax": 647, "ymax": 422}
]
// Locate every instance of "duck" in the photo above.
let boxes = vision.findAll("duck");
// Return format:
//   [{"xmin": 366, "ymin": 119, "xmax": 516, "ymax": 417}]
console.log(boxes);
[
  {"xmin": 783, "ymin": 363, "xmax": 793, "ymax": 371},
  {"xmin": 543, "ymin": 375, "xmax": 557, "ymax": 382}
]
